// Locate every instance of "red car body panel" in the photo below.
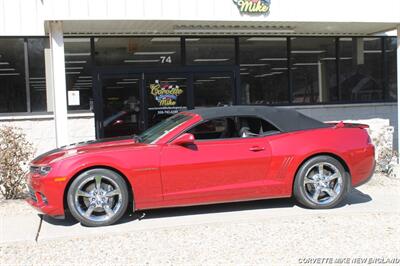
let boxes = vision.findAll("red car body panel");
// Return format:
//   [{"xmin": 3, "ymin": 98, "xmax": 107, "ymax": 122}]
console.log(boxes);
[{"xmin": 26, "ymin": 112, "xmax": 375, "ymax": 217}]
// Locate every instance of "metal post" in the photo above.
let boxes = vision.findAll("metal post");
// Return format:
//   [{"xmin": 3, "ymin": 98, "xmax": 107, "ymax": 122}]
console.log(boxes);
[{"xmin": 49, "ymin": 21, "xmax": 69, "ymax": 147}]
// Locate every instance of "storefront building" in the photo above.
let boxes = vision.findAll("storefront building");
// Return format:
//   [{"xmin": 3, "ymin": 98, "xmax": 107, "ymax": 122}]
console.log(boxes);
[{"xmin": 0, "ymin": 0, "xmax": 399, "ymax": 155}]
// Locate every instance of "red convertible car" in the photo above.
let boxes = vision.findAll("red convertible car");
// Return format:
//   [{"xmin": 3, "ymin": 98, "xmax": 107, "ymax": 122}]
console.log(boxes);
[{"xmin": 26, "ymin": 106, "xmax": 375, "ymax": 226}]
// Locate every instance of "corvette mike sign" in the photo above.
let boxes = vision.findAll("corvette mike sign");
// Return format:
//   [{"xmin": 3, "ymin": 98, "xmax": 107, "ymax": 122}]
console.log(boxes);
[{"xmin": 233, "ymin": 0, "xmax": 270, "ymax": 15}]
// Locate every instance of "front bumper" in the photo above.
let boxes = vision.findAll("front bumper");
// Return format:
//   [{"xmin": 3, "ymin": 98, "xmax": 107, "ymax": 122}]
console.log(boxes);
[{"xmin": 25, "ymin": 172, "xmax": 67, "ymax": 217}]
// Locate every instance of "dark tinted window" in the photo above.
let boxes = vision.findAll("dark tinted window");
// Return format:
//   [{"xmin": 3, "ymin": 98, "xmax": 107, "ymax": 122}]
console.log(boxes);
[
  {"xmin": 386, "ymin": 37, "xmax": 397, "ymax": 101},
  {"xmin": 188, "ymin": 118, "xmax": 237, "ymax": 139},
  {"xmin": 240, "ymin": 37, "xmax": 288, "ymax": 104},
  {"xmin": 0, "ymin": 38, "xmax": 26, "ymax": 112},
  {"xmin": 339, "ymin": 37, "xmax": 383, "ymax": 101},
  {"xmin": 95, "ymin": 37, "xmax": 181, "ymax": 66},
  {"xmin": 186, "ymin": 38, "xmax": 235, "ymax": 65},
  {"xmin": 65, "ymin": 38, "xmax": 93, "ymax": 111},
  {"xmin": 291, "ymin": 37, "xmax": 337, "ymax": 104},
  {"xmin": 28, "ymin": 38, "xmax": 49, "ymax": 112}
]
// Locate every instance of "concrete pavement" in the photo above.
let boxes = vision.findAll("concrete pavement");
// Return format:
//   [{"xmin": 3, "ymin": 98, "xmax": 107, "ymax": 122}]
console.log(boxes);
[{"xmin": 1, "ymin": 183, "xmax": 399, "ymax": 244}]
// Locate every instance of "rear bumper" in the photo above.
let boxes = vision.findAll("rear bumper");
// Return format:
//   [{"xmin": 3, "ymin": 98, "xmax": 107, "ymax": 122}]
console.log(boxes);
[
  {"xmin": 353, "ymin": 159, "xmax": 375, "ymax": 187},
  {"xmin": 25, "ymin": 173, "xmax": 66, "ymax": 217}
]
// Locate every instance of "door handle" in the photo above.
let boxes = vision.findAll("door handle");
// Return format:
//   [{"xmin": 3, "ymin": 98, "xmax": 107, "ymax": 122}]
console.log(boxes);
[{"xmin": 249, "ymin": 146, "xmax": 265, "ymax": 152}]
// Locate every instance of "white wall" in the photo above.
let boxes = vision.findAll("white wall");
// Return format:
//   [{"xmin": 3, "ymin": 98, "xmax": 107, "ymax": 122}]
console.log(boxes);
[
  {"xmin": 0, "ymin": 0, "xmax": 399, "ymax": 36},
  {"xmin": 0, "ymin": 113, "xmax": 95, "ymax": 156}
]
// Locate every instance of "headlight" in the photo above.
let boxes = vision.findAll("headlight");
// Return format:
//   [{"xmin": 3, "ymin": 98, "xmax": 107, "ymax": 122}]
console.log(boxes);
[{"xmin": 30, "ymin": 165, "xmax": 52, "ymax": 176}]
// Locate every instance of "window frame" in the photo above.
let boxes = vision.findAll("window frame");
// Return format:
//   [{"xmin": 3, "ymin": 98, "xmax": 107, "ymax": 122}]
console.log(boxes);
[{"xmin": 169, "ymin": 115, "xmax": 281, "ymax": 143}]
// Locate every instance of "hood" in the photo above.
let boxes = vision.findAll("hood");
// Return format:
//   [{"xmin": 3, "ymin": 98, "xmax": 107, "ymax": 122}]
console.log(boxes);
[{"xmin": 32, "ymin": 135, "xmax": 146, "ymax": 165}]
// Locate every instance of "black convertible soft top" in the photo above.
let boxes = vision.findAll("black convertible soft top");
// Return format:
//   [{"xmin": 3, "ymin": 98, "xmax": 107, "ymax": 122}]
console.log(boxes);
[{"xmin": 187, "ymin": 106, "xmax": 329, "ymax": 133}]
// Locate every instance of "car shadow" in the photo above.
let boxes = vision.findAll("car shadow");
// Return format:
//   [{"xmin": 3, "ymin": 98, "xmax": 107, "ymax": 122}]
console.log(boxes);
[{"xmin": 43, "ymin": 188, "xmax": 372, "ymax": 227}]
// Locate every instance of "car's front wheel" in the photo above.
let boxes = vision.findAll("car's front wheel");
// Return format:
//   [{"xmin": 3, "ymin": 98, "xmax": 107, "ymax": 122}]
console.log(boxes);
[
  {"xmin": 293, "ymin": 155, "xmax": 349, "ymax": 209},
  {"xmin": 67, "ymin": 168, "xmax": 129, "ymax": 227}
]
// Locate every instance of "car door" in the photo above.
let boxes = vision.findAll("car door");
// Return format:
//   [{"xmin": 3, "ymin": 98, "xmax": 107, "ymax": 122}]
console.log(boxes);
[{"xmin": 159, "ymin": 116, "xmax": 274, "ymax": 205}]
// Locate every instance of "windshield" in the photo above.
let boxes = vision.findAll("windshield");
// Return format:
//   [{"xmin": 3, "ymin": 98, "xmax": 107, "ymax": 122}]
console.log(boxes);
[{"xmin": 137, "ymin": 113, "xmax": 191, "ymax": 144}]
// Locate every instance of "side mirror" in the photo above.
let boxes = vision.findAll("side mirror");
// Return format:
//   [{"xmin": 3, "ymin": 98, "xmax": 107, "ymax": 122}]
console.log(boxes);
[{"xmin": 171, "ymin": 133, "xmax": 195, "ymax": 146}]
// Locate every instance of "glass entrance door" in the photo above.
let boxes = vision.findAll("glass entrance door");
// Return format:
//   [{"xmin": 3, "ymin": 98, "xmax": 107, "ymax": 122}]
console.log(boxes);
[
  {"xmin": 145, "ymin": 73, "xmax": 189, "ymax": 128},
  {"xmin": 101, "ymin": 75, "xmax": 142, "ymax": 138}
]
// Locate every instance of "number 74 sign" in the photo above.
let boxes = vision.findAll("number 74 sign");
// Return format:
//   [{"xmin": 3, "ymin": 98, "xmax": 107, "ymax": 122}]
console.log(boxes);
[{"xmin": 160, "ymin": 56, "xmax": 172, "ymax": 64}]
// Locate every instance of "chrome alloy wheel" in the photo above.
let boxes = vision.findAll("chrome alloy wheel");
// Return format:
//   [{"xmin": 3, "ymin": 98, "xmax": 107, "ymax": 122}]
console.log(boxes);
[
  {"xmin": 303, "ymin": 162, "xmax": 343, "ymax": 205},
  {"xmin": 74, "ymin": 175, "xmax": 123, "ymax": 222}
]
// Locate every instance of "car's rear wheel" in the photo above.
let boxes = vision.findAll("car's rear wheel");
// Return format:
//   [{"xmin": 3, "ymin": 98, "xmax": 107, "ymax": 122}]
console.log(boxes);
[
  {"xmin": 293, "ymin": 155, "xmax": 349, "ymax": 209},
  {"xmin": 67, "ymin": 168, "xmax": 129, "ymax": 227}
]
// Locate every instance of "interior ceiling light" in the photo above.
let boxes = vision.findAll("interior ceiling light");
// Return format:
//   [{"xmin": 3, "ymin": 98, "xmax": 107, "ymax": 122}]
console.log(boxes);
[
  {"xmin": 0, "ymin": 73, "xmax": 20, "ymax": 76},
  {"xmin": 117, "ymin": 81, "xmax": 137, "ymax": 84},
  {"xmin": 0, "ymin": 62, "xmax": 9, "ymax": 65},
  {"xmin": 66, "ymin": 61, "xmax": 87, "ymax": 64},
  {"xmin": 0, "ymin": 68, "xmax": 15, "ymax": 71},
  {"xmin": 134, "ymin": 51, "xmax": 175, "ymax": 55},
  {"xmin": 124, "ymin": 59, "xmax": 160, "ymax": 63},
  {"xmin": 194, "ymin": 58, "xmax": 229, "ymax": 62},
  {"xmin": 66, "ymin": 67, "xmax": 84, "ymax": 70},
  {"xmin": 79, "ymin": 76, "xmax": 92, "ymax": 79},
  {"xmin": 65, "ymin": 53, "xmax": 90, "ymax": 56},
  {"xmin": 271, "ymin": 67, "xmax": 288, "ymax": 70},
  {"xmin": 167, "ymin": 77, "xmax": 187, "ymax": 80},
  {"xmin": 66, "ymin": 72, "xmax": 81, "ymax": 75},
  {"xmin": 209, "ymin": 76, "xmax": 231, "ymax": 79},
  {"xmin": 291, "ymin": 50, "xmax": 325, "ymax": 54},
  {"xmin": 259, "ymin": 58, "xmax": 287, "ymax": 61},
  {"xmin": 293, "ymin": 63, "xmax": 320, "ymax": 66},
  {"xmin": 240, "ymin": 63, "xmax": 267, "ymax": 67},
  {"xmin": 196, "ymin": 79, "xmax": 216, "ymax": 82},
  {"xmin": 30, "ymin": 77, "xmax": 45, "ymax": 80},
  {"xmin": 364, "ymin": 50, "xmax": 383, "ymax": 53},
  {"xmin": 122, "ymin": 78, "xmax": 139, "ymax": 81}
]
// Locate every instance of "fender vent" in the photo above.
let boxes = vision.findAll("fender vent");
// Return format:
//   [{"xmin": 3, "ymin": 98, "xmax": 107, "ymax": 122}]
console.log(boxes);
[{"xmin": 276, "ymin": 156, "xmax": 294, "ymax": 179}]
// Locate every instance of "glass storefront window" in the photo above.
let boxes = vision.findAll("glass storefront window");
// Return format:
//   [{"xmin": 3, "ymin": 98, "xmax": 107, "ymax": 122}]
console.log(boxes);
[
  {"xmin": 64, "ymin": 38, "xmax": 93, "ymax": 111},
  {"xmin": 95, "ymin": 37, "xmax": 181, "ymax": 66},
  {"xmin": 291, "ymin": 37, "xmax": 337, "ymax": 104},
  {"xmin": 239, "ymin": 37, "xmax": 288, "ymax": 104},
  {"xmin": 194, "ymin": 72, "xmax": 233, "ymax": 107},
  {"xmin": 102, "ymin": 75, "xmax": 142, "ymax": 137},
  {"xmin": 28, "ymin": 38, "xmax": 49, "ymax": 112},
  {"xmin": 186, "ymin": 38, "xmax": 235, "ymax": 65},
  {"xmin": 146, "ymin": 74, "xmax": 188, "ymax": 128},
  {"xmin": 386, "ymin": 37, "xmax": 397, "ymax": 101},
  {"xmin": 0, "ymin": 38, "xmax": 27, "ymax": 113},
  {"xmin": 339, "ymin": 37, "xmax": 383, "ymax": 102}
]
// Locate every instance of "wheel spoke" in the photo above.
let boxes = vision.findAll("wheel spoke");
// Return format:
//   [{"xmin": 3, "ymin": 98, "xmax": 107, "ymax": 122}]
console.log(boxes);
[
  {"xmin": 105, "ymin": 188, "xmax": 121, "ymax": 198},
  {"xmin": 103, "ymin": 205, "xmax": 114, "ymax": 217},
  {"xmin": 304, "ymin": 177, "xmax": 317, "ymax": 184},
  {"xmin": 313, "ymin": 187, "xmax": 321, "ymax": 201},
  {"xmin": 323, "ymin": 188, "xmax": 337, "ymax": 197},
  {"xmin": 94, "ymin": 176, "xmax": 102, "ymax": 190},
  {"xmin": 76, "ymin": 190, "xmax": 92, "ymax": 198},
  {"xmin": 326, "ymin": 173, "xmax": 339, "ymax": 182},
  {"xmin": 318, "ymin": 163, "xmax": 324, "ymax": 176},
  {"xmin": 84, "ymin": 204, "xmax": 95, "ymax": 218}
]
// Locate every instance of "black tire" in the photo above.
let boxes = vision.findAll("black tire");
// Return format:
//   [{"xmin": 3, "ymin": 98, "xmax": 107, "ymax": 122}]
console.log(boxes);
[
  {"xmin": 67, "ymin": 168, "xmax": 129, "ymax": 227},
  {"xmin": 293, "ymin": 155, "xmax": 349, "ymax": 209}
]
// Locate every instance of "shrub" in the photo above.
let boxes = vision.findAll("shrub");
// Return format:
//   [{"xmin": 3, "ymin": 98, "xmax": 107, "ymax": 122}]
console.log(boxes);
[{"xmin": 0, "ymin": 126, "xmax": 34, "ymax": 199}]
